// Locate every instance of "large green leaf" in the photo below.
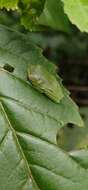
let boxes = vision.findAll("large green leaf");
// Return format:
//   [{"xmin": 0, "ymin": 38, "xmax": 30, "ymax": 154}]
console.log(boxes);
[
  {"xmin": 0, "ymin": 69, "xmax": 83, "ymax": 143},
  {"xmin": 0, "ymin": 0, "xmax": 18, "ymax": 10},
  {"xmin": 63, "ymin": 0, "xmax": 88, "ymax": 32},
  {"xmin": 0, "ymin": 24, "xmax": 86, "ymax": 189},
  {"xmin": 0, "ymin": 69, "xmax": 88, "ymax": 189},
  {"xmin": 38, "ymin": 0, "xmax": 70, "ymax": 32},
  {"xmin": 0, "ymin": 75, "xmax": 88, "ymax": 190},
  {"xmin": 0, "ymin": 24, "xmax": 83, "ymax": 127}
]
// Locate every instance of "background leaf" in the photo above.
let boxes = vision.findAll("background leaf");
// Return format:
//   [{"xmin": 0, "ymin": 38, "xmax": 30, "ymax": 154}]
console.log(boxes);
[
  {"xmin": 63, "ymin": 0, "xmax": 88, "ymax": 32},
  {"xmin": 20, "ymin": 0, "xmax": 45, "ymax": 31},
  {"xmin": 57, "ymin": 107, "xmax": 88, "ymax": 151},
  {"xmin": 38, "ymin": 0, "xmax": 70, "ymax": 32},
  {"xmin": 0, "ymin": 0, "xmax": 18, "ymax": 10}
]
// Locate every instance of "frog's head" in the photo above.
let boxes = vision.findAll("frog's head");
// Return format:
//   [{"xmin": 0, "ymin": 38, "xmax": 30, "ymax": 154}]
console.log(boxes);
[
  {"xmin": 28, "ymin": 64, "xmax": 43, "ymax": 81},
  {"xmin": 28, "ymin": 64, "xmax": 44, "ymax": 92}
]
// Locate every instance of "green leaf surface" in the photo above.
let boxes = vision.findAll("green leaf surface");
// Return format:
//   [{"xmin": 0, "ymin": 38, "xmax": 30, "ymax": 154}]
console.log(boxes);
[
  {"xmin": 0, "ymin": 24, "xmax": 56, "ymax": 80},
  {"xmin": 0, "ymin": 24, "xmax": 85, "ymax": 188},
  {"xmin": 0, "ymin": 0, "xmax": 18, "ymax": 10},
  {"xmin": 70, "ymin": 149, "xmax": 88, "ymax": 169},
  {"xmin": 38, "ymin": 0, "xmax": 70, "ymax": 32},
  {"xmin": 0, "ymin": 70, "xmax": 88, "ymax": 190},
  {"xmin": 18, "ymin": 133, "xmax": 88, "ymax": 190},
  {"xmin": 0, "ymin": 102, "xmax": 30, "ymax": 190},
  {"xmin": 63, "ymin": 0, "xmax": 88, "ymax": 32},
  {"xmin": 0, "ymin": 24, "xmax": 83, "ymax": 127},
  {"xmin": 0, "ymin": 69, "xmax": 83, "ymax": 143}
]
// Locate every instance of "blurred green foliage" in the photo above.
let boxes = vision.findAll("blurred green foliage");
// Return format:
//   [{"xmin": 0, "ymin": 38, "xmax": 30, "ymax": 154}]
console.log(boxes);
[{"xmin": 57, "ymin": 107, "xmax": 88, "ymax": 151}]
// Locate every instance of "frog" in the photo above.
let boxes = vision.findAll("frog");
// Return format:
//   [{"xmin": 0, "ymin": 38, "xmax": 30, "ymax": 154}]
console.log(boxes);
[{"xmin": 28, "ymin": 64, "xmax": 64, "ymax": 103}]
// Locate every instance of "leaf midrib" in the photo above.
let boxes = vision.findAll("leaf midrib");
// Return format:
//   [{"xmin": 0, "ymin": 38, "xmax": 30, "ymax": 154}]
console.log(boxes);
[{"xmin": 0, "ymin": 102, "xmax": 33, "ymax": 189}]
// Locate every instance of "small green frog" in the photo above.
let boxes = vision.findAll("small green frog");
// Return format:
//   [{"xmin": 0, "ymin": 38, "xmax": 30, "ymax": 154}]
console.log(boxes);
[{"xmin": 28, "ymin": 64, "xmax": 64, "ymax": 103}]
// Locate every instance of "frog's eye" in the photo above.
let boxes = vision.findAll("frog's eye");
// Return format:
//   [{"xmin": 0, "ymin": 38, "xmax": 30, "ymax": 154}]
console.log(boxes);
[
  {"xmin": 37, "ymin": 78, "xmax": 44, "ymax": 84},
  {"xmin": 37, "ymin": 80, "xmax": 41, "ymax": 84}
]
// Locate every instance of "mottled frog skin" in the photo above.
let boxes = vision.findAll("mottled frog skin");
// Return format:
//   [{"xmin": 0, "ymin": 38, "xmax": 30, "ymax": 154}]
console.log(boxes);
[{"xmin": 28, "ymin": 64, "xmax": 64, "ymax": 103}]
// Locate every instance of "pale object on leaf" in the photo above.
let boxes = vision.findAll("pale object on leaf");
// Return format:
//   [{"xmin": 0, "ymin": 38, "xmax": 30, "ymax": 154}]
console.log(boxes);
[{"xmin": 28, "ymin": 64, "xmax": 64, "ymax": 103}]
